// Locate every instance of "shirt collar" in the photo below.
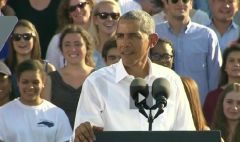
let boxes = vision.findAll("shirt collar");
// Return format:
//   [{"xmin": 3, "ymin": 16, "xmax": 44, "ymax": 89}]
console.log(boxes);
[
  {"xmin": 232, "ymin": 22, "xmax": 238, "ymax": 29},
  {"xmin": 115, "ymin": 58, "xmax": 155, "ymax": 83},
  {"xmin": 208, "ymin": 20, "xmax": 238, "ymax": 31},
  {"xmin": 185, "ymin": 20, "xmax": 192, "ymax": 33},
  {"xmin": 115, "ymin": 59, "xmax": 130, "ymax": 83},
  {"xmin": 166, "ymin": 20, "xmax": 192, "ymax": 34}
]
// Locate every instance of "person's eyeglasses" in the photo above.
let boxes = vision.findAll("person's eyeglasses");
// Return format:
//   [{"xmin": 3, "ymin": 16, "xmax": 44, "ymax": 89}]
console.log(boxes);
[
  {"xmin": 171, "ymin": 0, "xmax": 190, "ymax": 4},
  {"xmin": 11, "ymin": 33, "xmax": 34, "ymax": 41},
  {"xmin": 150, "ymin": 53, "xmax": 173, "ymax": 61},
  {"xmin": 68, "ymin": 2, "xmax": 89, "ymax": 12},
  {"xmin": 95, "ymin": 12, "xmax": 120, "ymax": 20}
]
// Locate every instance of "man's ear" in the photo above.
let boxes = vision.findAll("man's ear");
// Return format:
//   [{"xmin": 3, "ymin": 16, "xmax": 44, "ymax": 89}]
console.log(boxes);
[
  {"xmin": 149, "ymin": 33, "xmax": 159, "ymax": 48},
  {"xmin": 189, "ymin": 0, "xmax": 193, "ymax": 10}
]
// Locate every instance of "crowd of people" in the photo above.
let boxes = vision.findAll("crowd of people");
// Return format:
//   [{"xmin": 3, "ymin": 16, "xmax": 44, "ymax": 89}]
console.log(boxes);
[{"xmin": 0, "ymin": 0, "xmax": 240, "ymax": 142}]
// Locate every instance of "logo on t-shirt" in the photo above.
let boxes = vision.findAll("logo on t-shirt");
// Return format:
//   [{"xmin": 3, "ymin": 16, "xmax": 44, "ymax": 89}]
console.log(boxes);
[{"xmin": 37, "ymin": 120, "xmax": 54, "ymax": 128}]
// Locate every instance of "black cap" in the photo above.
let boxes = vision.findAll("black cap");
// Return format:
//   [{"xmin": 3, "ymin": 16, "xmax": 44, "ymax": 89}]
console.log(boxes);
[{"xmin": 0, "ymin": 61, "xmax": 11, "ymax": 76}]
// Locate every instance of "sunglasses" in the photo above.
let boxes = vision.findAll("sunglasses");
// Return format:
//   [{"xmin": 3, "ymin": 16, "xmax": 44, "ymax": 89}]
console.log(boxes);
[
  {"xmin": 171, "ymin": 0, "xmax": 190, "ymax": 4},
  {"xmin": 11, "ymin": 33, "xmax": 34, "ymax": 41},
  {"xmin": 68, "ymin": 2, "xmax": 89, "ymax": 12},
  {"xmin": 95, "ymin": 12, "xmax": 120, "ymax": 20}
]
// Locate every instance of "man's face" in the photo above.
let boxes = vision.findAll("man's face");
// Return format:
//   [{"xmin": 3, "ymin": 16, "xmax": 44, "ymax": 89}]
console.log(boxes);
[
  {"xmin": 105, "ymin": 47, "xmax": 121, "ymax": 66},
  {"xmin": 165, "ymin": 0, "xmax": 192, "ymax": 21},
  {"xmin": 140, "ymin": 0, "xmax": 162, "ymax": 15},
  {"xmin": 210, "ymin": 0, "xmax": 239, "ymax": 22},
  {"xmin": 0, "ymin": 74, "xmax": 11, "ymax": 102},
  {"xmin": 150, "ymin": 43, "xmax": 174, "ymax": 69},
  {"xmin": 116, "ymin": 19, "xmax": 151, "ymax": 68}
]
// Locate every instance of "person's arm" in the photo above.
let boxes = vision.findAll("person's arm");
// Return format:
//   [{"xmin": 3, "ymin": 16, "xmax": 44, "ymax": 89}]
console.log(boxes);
[
  {"xmin": 74, "ymin": 121, "xmax": 103, "ymax": 142},
  {"xmin": 207, "ymin": 30, "xmax": 222, "ymax": 92},
  {"xmin": 73, "ymin": 77, "xmax": 104, "ymax": 141},
  {"xmin": 45, "ymin": 34, "xmax": 63, "ymax": 70},
  {"xmin": 41, "ymin": 76, "xmax": 52, "ymax": 101}
]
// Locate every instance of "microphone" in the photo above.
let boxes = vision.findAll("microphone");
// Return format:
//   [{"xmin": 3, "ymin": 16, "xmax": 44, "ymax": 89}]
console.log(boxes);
[
  {"xmin": 151, "ymin": 78, "xmax": 170, "ymax": 119},
  {"xmin": 130, "ymin": 78, "xmax": 149, "ymax": 118}
]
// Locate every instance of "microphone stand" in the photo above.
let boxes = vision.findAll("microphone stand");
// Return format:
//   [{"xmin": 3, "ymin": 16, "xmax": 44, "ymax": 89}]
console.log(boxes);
[
  {"xmin": 136, "ymin": 97, "xmax": 167, "ymax": 131},
  {"xmin": 148, "ymin": 97, "xmax": 167, "ymax": 131},
  {"xmin": 148, "ymin": 109, "xmax": 154, "ymax": 131}
]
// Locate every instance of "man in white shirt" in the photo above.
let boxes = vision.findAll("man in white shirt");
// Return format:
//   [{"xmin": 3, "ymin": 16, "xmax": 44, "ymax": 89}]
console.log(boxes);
[{"xmin": 74, "ymin": 10, "xmax": 195, "ymax": 142}]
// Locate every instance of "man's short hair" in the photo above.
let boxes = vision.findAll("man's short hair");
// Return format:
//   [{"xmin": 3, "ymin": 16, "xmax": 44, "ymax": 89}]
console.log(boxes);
[
  {"xmin": 154, "ymin": 38, "xmax": 174, "ymax": 55},
  {"xmin": 102, "ymin": 37, "xmax": 117, "ymax": 60},
  {"xmin": 119, "ymin": 10, "xmax": 155, "ymax": 34}
]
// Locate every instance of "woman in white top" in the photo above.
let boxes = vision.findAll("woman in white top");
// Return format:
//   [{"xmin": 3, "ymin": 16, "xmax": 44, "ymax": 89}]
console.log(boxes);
[
  {"xmin": 46, "ymin": 0, "xmax": 96, "ymax": 69},
  {"xmin": 0, "ymin": 59, "xmax": 72, "ymax": 142}
]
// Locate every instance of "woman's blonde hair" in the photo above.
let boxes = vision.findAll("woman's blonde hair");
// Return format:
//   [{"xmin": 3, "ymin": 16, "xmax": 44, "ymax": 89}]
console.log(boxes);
[{"xmin": 88, "ymin": 0, "xmax": 121, "ymax": 47}]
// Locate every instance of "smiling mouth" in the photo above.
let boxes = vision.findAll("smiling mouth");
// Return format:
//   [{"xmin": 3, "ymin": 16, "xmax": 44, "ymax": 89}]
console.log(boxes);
[
  {"xmin": 104, "ymin": 23, "xmax": 114, "ymax": 27},
  {"xmin": 25, "ymin": 92, "xmax": 35, "ymax": 95},
  {"xmin": 69, "ymin": 53, "xmax": 79, "ymax": 58},
  {"xmin": 18, "ymin": 45, "xmax": 28, "ymax": 48},
  {"xmin": 231, "ymin": 69, "xmax": 240, "ymax": 72}
]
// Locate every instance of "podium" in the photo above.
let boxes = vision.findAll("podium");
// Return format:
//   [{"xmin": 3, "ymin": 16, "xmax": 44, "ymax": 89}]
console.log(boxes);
[{"xmin": 95, "ymin": 131, "xmax": 221, "ymax": 142}]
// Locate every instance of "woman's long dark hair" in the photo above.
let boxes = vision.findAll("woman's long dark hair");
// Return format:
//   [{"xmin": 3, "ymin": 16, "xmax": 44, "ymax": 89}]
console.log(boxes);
[{"xmin": 218, "ymin": 44, "xmax": 240, "ymax": 87}]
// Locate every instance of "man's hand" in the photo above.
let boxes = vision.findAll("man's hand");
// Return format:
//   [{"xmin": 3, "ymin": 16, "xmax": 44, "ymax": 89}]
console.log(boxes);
[{"xmin": 74, "ymin": 122, "xmax": 103, "ymax": 142}]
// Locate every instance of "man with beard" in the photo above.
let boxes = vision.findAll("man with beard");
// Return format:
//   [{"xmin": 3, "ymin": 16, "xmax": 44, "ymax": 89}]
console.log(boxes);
[{"xmin": 156, "ymin": 0, "xmax": 222, "ymax": 104}]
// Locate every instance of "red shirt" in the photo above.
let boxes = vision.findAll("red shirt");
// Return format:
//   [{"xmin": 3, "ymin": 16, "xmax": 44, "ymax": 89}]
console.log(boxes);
[{"xmin": 203, "ymin": 88, "xmax": 224, "ymax": 125}]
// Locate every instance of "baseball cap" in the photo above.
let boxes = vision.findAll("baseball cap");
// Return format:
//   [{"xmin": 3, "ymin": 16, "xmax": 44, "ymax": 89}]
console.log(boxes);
[{"xmin": 0, "ymin": 61, "xmax": 11, "ymax": 76}]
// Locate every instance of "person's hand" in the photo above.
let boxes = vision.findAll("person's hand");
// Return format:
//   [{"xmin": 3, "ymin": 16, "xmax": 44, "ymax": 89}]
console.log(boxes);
[{"xmin": 74, "ymin": 121, "xmax": 103, "ymax": 142}]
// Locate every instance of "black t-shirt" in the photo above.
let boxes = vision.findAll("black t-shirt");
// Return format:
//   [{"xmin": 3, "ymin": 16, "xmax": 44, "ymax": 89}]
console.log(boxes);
[{"xmin": 8, "ymin": 0, "xmax": 60, "ymax": 58}]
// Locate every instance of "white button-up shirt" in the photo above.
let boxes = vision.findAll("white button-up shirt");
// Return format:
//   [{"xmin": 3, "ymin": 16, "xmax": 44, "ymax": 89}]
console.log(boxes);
[{"xmin": 74, "ymin": 59, "xmax": 195, "ymax": 131}]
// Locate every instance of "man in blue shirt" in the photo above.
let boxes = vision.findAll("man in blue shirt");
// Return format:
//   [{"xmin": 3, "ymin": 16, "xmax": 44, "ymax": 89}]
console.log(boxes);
[
  {"xmin": 156, "ymin": 0, "xmax": 222, "ymax": 104},
  {"xmin": 208, "ymin": 0, "xmax": 239, "ymax": 52}
]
